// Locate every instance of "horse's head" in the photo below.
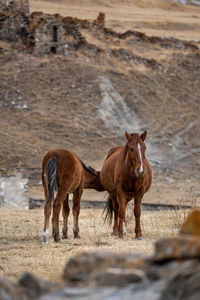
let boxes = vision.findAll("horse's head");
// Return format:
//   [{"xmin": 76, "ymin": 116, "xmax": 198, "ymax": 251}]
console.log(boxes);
[
  {"xmin": 81, "ymin": 161, "xmax": 105, "ymax": 191},
  {"xmin": 125, "ymin": 130, "xmax": 147, "ymax": 178}
]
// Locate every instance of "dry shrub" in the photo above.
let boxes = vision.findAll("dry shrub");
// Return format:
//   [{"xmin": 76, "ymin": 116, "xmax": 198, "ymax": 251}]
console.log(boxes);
[{"xmin": 173, "ymin": 187, "xmax": 198, "ymax": 229}]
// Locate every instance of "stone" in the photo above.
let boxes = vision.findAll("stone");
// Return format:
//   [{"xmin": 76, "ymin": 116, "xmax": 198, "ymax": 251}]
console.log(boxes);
[
  {"xmin": 160, "ymin": 261, "xmax": 200, "ymax": 300},
  {"xmin": 93, "ymin": 267, "xmax": 146, "ymax": 286},
  {"xmin": 18, "ymin": 272, "xmax": 61, "ymax": 299},
  {"xmin": 153, "ymin": 236, "xmax": 200, "ymax": 262},
  {"xmin": 29, "ymin": 198, "xmax": 44, "ymax": 209},
  {"xmin": 93, "ymin": 12, "xmax": 105, "ymax": 28},
  {"xmin": 180, "ymin": 208, "xmax": 200, "ymax": 237},
  {"xmin": 63, "ymin": 250, "xmax": 146, "ymax": 285},
  {"xmin": 0, "ymin": 277, "xmax": 25, "ymax": 300}
]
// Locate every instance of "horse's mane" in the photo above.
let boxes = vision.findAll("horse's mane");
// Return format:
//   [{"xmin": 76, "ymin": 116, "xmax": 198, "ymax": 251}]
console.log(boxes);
[{"xmin": 81, "ymin": 160, "xmax": 97, "ymax": 176}]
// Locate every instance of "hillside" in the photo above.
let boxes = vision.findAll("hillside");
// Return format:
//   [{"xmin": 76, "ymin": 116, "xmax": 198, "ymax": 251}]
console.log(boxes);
[{"xmin": 0, "ymin": 0, "xmax": 200, "ymax": 205}]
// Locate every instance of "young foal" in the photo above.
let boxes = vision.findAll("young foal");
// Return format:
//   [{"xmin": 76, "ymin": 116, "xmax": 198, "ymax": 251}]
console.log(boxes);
[
  {"xmin": 100, "ymin": 131, "xmax": 152, "ymax": 239},
  {"xmin": 42, "ymin": 148, "xmax": 104, "ymax": 243}
]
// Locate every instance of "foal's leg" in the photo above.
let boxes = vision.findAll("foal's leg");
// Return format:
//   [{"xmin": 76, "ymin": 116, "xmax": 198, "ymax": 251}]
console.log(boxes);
[
  {"xmin": 134, "ymin": 192, "xmax": 144, "ymax": 240},
  {"xmin": 62, "ymin": 194, "xmax": 70, "ymax": 239},
  {"xmin": 72, "ymin": 186, "xmax": 83, "ymax": 239},
  {"xmin": 52, "ymin": 191, "xmax": 66, "ymax": 242},
  {"xmin": 117, "ymin": 190, "xmax": 127, "ymax": 239},
  {"xmin": 43, "ymin": 190, "xmax": 52, "ymax": 244}
]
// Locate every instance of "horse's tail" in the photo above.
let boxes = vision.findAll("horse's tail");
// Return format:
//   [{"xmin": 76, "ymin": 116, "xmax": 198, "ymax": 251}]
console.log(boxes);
[
  {"xmin": 45, "ymin": 158, "xmax": 58, "ymax": 201},
  {"xmin": 103, "ymin": 196, "xmax": 113, "ymax": 225}
]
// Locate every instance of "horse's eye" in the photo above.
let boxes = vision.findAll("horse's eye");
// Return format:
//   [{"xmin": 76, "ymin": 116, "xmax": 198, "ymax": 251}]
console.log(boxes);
[{"xmin": 130, "ymin": 148, "xmax": 134, "ymax": 152}]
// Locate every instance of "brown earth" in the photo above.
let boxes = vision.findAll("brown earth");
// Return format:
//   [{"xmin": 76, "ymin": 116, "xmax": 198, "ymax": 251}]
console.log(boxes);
[{"xmin": 0, "ymin": 0, "xmax": 200, "ymax": 206}]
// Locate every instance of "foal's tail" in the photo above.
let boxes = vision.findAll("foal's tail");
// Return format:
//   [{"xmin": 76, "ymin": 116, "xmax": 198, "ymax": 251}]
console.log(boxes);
[
  {"xmin": 103, "ymin": 196, "xmax": 113, "ymax": 225},
  {"xmin": 45, "ymin": 158, "xmax": 58, "ymax": 201}
]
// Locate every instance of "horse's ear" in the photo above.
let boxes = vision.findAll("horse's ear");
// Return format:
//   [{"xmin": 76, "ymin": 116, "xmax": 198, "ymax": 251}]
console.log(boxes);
[
  {"xmin": 140, "ymin": 130, "xmax": 147, "ymax": 141},
  {"xmin": 125, "ymin": 131, "xmax": 132, "ymax": 143}
]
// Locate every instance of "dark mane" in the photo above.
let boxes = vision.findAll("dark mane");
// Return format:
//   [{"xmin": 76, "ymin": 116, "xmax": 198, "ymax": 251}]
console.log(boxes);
[{"xmin": 81, "ymin": 160, "xmax": 96, "ymax": 176}]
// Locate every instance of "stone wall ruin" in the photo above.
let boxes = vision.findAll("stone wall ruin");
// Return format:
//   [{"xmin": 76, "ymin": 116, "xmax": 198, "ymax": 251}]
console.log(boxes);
[{"xmin": 0, "ymin": 0, "xmax": 92, "ymax": 55}]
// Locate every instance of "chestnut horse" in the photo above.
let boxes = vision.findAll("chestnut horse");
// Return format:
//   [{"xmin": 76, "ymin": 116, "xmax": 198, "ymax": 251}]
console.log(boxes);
[
  {"xmin": 100, "ymin": 131, "xmax": 152, "ymax": 239},
  {"xmin": 42, "ymin": 148, "xmax": 104, "ymax": 243}
]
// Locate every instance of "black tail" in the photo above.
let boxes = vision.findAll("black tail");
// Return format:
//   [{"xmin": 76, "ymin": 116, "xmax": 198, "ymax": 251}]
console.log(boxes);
[
  {"xmin": 103, "ymin": 196, "xmax": 113, "ymax": 225},
  {"xmin": 46, "ymin": 158, "xmax": 58, "ymax": 201}
]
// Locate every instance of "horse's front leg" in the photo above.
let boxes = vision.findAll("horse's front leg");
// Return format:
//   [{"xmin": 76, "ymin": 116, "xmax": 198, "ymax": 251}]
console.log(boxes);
[
  {"xmin": 134, "ymin": 192, "xmax": 144, "ymax": 240},
  {"xmin": 117, "ymin": 190, "xmax": 126, "ymax": 239},
  {"xmin": 72, "ymin": 185, "xmax": 83, "ymax": 239},
  {"xmin": 52, "ymin": 191, "xmax": 65, "ymax": 242}
]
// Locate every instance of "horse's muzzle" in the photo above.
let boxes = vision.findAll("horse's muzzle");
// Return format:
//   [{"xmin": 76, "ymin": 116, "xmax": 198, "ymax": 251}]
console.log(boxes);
[{"xmin": 136, "ymin": 167, "xmax": 146, "ymax": 177}]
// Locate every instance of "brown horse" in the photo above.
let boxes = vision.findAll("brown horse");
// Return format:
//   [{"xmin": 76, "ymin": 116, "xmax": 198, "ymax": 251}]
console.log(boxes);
[
  {"xmin": 42, "ymin": 148, "xmax": 104, "ymax": 243},
  {"xmin": 100, "ymin": 130, "xmax": 152, "ymax": 239}
]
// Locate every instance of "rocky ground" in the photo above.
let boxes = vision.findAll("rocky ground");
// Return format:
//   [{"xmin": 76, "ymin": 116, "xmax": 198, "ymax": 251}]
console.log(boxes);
[{"xmin": 1, "ymin": 208, "xmax": 200, "ymax": 299}]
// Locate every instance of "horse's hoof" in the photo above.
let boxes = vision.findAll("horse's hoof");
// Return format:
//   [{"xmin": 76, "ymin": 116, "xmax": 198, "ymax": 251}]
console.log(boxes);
[
  {"xmin": 111, "ymin": 232, "xmax": 117, "ymax": 237},
  {"xmin": 135, "ymin": 236, "xmax": 143, "ymax": 240},
  {"xmin": 62, "ymin": 234, "xmax": 68, "ymax": 239},
  {"xmin": 118, "ymin": 234, "xmax": 124, "ymax": 239},
  {"xmin": 42, "ymin": 237, "xmax": 48, "ymax": 245},
  {"xmin": 74, "ymin": 234, "xmax": 81, "ymax": 239},
  {"xmin": 53, "ymin": 234, "xmax": 60, "ymax": 243},
  {"xmin": 54, "ymin": 238, "xmax": 60, "ymax": 243}
]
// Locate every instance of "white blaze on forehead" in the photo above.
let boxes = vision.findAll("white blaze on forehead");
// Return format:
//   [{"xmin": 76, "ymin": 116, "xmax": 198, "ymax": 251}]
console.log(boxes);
[{"xmin": 137, "ymin": 143, "xmax": 143, "ymax": 173}]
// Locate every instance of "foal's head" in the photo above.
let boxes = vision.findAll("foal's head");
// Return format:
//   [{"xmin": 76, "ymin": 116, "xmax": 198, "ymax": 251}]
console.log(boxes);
[{"xmin": 125, "ymin": 130, "xmax": 147, "ymax": 178}]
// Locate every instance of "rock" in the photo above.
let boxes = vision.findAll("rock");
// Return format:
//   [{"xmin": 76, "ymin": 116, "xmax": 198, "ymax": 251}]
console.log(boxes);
[
  {"xmin": 18, "ymin": 272, "xmax": 61, "ymax": 299},
  {"xmin": 0, "ymin": 277, "xmax": 26, "ymax": 300},
  {"xmin": 93, "ymin": 12, "xmax": 105, "ymax": 28},
  {"xmin": 63, "ymin": 251, "xmax": 146, "ymax": 286},
  {"xmin": 180, "ymin": 208, "xmax": 200, "ymax": 237},
  {"xmin": 160, "ymin": 261, "xmax": 200, "ymax": 300},
  {"xmin": 29, "ymin": 198, "xmax": 44, "ymax": 209},
  {"xmin": 93, "ymin": 267, "xmax": 145, "ymax": 286},
  {"xmin": 154, "ymin": 209, "xmax": 200, "ymax": 262},
  {"xmin": 153, "ymin": 235, "xmax": 200, "ymax": 262}
]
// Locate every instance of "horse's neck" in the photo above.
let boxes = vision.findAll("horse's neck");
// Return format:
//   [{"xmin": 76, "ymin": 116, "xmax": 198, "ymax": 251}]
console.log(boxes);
[{"xmin": 118, "ymin": 146, "xmax": 132, "ymax": 176}]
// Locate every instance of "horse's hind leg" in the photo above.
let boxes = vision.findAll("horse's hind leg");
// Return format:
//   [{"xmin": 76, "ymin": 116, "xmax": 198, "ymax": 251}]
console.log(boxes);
[
  {"xmin": 52, "ymin": 191, "xmax": 66, "ymax": 242},
  {"xmin": 62, "ymin": 194, "xmax": 70, "ymax": 239},
  {"xmin": 43, "ymin": 191, "xmax": 52, "ymax": 244},
  {"xmin": 112, "ymin": 197, "xmax": 119, "ymax": 237},
  {"xmin": 72, "ymin": 185, "xmax": 83, "ymax": 239}
]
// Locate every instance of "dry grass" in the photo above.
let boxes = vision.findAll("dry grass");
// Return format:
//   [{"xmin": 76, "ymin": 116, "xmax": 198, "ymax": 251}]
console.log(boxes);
[
  {"xmin": 0, "ymin": 206, "xmax": 188, "ymax": 283},
  {"xmin": 173, "ymin": 187, "xmax": 198, "ymax": 228}
]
